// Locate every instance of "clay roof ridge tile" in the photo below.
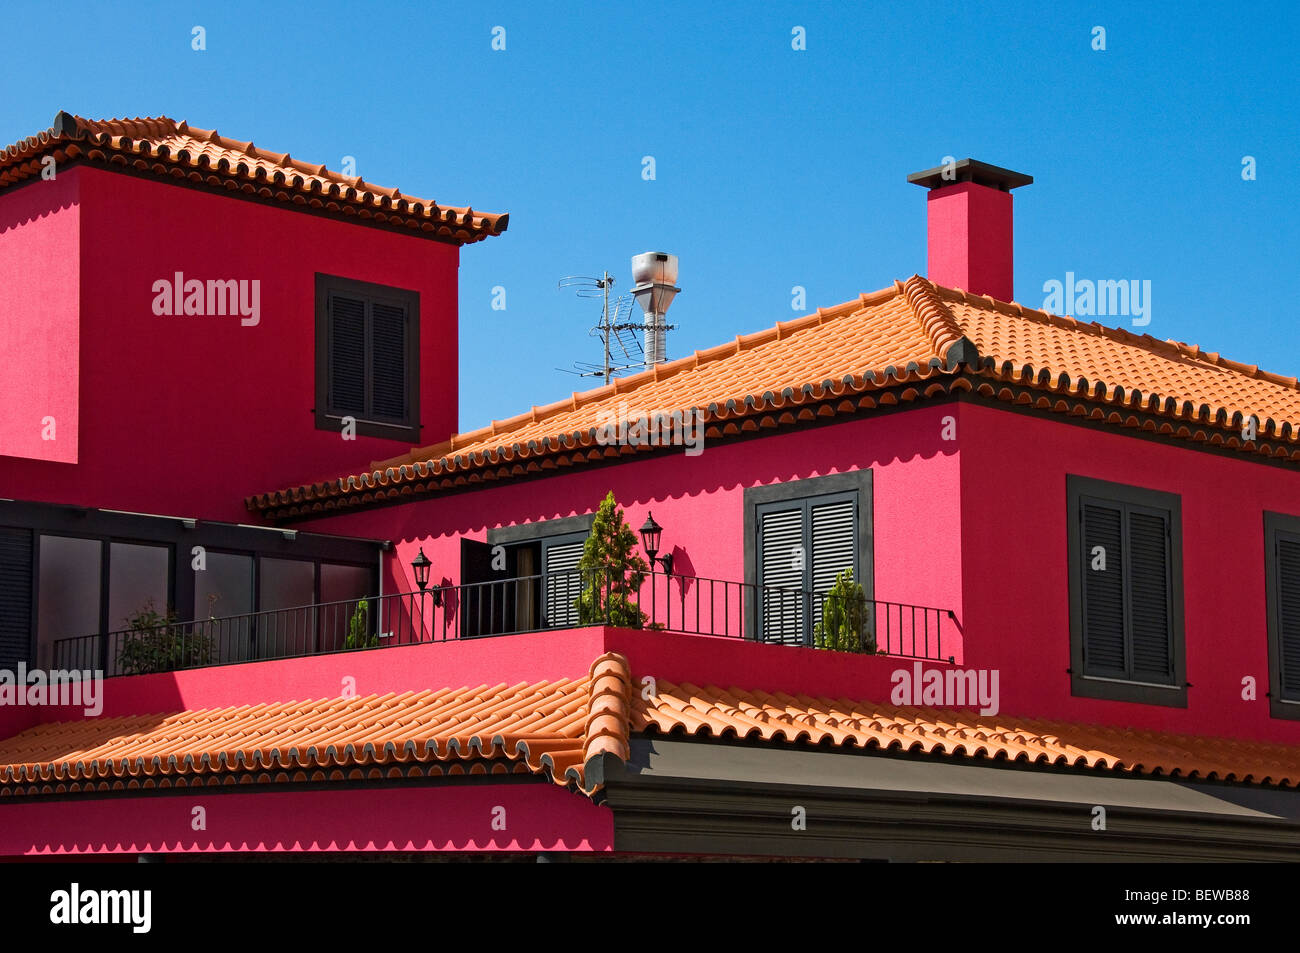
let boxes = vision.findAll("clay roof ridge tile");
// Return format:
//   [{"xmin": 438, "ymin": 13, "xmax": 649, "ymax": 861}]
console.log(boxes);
[
  {"xmin": 902, "ymin": 275, "xmax": 971, "ymax": 366},
  {"xmin": 4, "ymin": 115, "xmax": 505, "ymax": 243}
]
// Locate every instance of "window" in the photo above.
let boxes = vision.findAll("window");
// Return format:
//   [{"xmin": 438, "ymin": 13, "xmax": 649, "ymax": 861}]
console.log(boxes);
[
  {"xmin": 254, "ymin": 558, "xmax": 376, "ymax": 656},
  {"xmin": 260, "ymin": 557, "xmax": 317, "ymax": 658},
  {"xmin": 107, "ymin": 542, "xmax": 170, "ymax": 633},
  {"xmin": 320, "ymin": 564, "xmax": 372, "ymax": 606},
  {"xmin": 315, "ymin": 274, "xmax": 420, "ymax": 441},
  {"xmin": 37, "ymin": 536, "xmax": 102, "ymax": 669},
  {"xmin": 196, "ymin": 551, "xmax": 255, "ymax": 663},
  {"xmin": 260, "ymin": 558, "xmax": 316, "ymax": 612},
  {"xmin": 0, "ymin": 501, "xmax": 383, "ymax": 669},
  {"xmin": 195, "ymin": 552, "xmax": 254, "ymax": 621},
  {"xmin": 744, "ymin": 471, "xmax": 873, "ymax": 644},
  {"xmin": 319, "ymin": 563, "xmax": 373, "ymax": 652},
  {"xmin": 460, "ymin": 515, "xmax": 595, "ymax": 637},
  {"xmin": 1066, "ymin": 476, "xmax": 1186, "ymax": 706},
  {"xmin": 1263, "ymin": 512, "xmax": 1300, "ymax": 720},
  {"xmin": 35, "ymin": 537, "xmax": 171, "ymax": 670},
  {"xmin": 540, "ymin": 534, "xmax": 588, "ymax": 628}
]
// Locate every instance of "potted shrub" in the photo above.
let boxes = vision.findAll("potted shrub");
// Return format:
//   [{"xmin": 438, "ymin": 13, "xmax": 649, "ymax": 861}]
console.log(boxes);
[
  {"xmin": 117, "ymin": 601, "xmax": 214, "ymax": 675},
  {"xmin": 813, "ymin": 569, "xmax": 876, "ymax": 654},
  {"xmin": 575, "ymin": 491, "xmax": 650, "ymax": 628},
  {"xmin": 343, "ymin": 599, "xmax": 377, "ymax": 649}
]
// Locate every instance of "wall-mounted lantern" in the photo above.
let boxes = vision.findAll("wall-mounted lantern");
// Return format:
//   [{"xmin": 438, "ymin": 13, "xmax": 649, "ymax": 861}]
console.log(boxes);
[
  {"xmin": 411, "ymin": 548, "xmax": 441, "ymax": 607},
  {"xmin": 638, "ymin": 513, "xmax": 673, "ymax": 576}
]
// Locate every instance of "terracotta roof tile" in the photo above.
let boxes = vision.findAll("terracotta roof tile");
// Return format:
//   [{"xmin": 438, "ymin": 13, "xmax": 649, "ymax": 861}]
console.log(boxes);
[
  {"xmin": 4, "ymin": 655, "xmax": 1296, "ymax": 800},
  {"xmin": 0, "ymin": 654, "xmax": 630, "ymax": 798},
  {"xmin": 0, "ymin": 112, "xmax": 507, "ymax": 245},
  {"xmin": 636, "ymin": 678, "xmax": 1300, "ymax": 787},
  {"xmin": 250, "ymin": 274, "xmax": 1300, "ymax": 519},
  {"xmin": 938, "ymin": 284, "xmax": 1300, "ymax": 427}
]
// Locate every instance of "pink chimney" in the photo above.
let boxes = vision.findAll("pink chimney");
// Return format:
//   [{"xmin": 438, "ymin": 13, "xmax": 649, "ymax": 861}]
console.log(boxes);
[{"xmin": 907, "ymin": 158, "xmax": 1032, "ymax": 303}]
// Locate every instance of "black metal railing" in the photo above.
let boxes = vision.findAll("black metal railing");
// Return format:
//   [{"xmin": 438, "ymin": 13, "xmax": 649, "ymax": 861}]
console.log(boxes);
[{"xmin": 50, "ymin": 568, "xmax": 958, "ymax": 677}]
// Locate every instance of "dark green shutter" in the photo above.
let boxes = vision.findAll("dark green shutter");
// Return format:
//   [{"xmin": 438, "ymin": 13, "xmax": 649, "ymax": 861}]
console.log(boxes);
[
  {"xmin": 327, "ymin": 294, "xmax": 366, "ymax": 415},
  {"xmin": 810, "ymin": 498, "xmax": 855, "ymax": 630},
  {"xmin": 328, "ymin": 293, "xmax": 409, "ymax": 422},
  {"xmin": 542, "ymin": 539, "xmax": 585, "ymax": 628},
  {"xmin": 370, "ymin": 302, "xmax": 408, "ymax": 420},
  {"xmin": 757, "ymin": 496, "xmax": 859, "ymax": 644},
  {"xmin": 1277, "ymin": 538, "xmax": 1300, "ymax": 699},
  {"xmin": 1081, "ymin": 498, "xmax": 1175, "ymax": 685},
  {"xmin": 0, "ymin": 528, "xmax": 33, "ymax": 668},
  {"xmin": 1081, "ymin": 502, "xmax": 1126, "ymax": 676},
  {"xmin": 758, "ymin": 507, "xmax": 804, "ymax": 643},
  {"xmin": 1128, "ymin": 510, "xmax": 1173, "ymax": 681}
]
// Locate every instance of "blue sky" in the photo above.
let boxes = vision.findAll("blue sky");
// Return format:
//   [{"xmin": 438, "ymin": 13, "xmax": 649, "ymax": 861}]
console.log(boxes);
[{"xmin": 2, "ymin": 1, "xmax": 1296, "ymax": 432}]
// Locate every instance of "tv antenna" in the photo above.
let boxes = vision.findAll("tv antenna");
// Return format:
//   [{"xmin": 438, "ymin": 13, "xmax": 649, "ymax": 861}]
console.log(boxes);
[
  {"xmin": 558, "ymin": 255, "xmax": 680, "ymax": 385},
  {"xmin": 557, "ymin": 271, "xmax": 659, "ymax": 385}
]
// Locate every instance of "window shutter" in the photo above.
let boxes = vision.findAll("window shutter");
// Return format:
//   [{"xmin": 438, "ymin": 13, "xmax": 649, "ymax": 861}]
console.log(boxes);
[
  {"xmin": 0, "ymin": 528, "xmax": 32, "ymax": 668},
  {"xmin": 810, "ymin": 499, "xmax": 855, "ymax": 590},
  {"xmin": 460, "ymin": 539, "xmax": 497, "ymax": 639},
  {"xmin": 810, "ymin": 498, "xmax": 856, "ymax": 629},
  {"xmin": 542, "ymin": 540, "xmax": 585, "ymax": 628},
  {"xmin": 328, "ymin": 295, "xmax": 366, "ymax": 415},
  {"xmin": 1127, "ymin": 509, "xmax": 1173, "ymax": 681},
  {"xmin": 370, "ymin": 302, "xmax": 408, "ymax": 421},
  {"xmin": 317, "ymin": 276, "xmax": 419, "ymax": 438},
  {"xmin": 1081, "ymin": 502, "xmax": 1126, "ymax": 676},
  {"xmin": 0, "ymin": 527, "xmax": 32, "ymax": 670},
  {"xmin": 759, "ymin": 507, "xmax": 805, "ymax": 643},
  {"xmin": 1277, "ymin": 538, "xmax": 1300, "ymax": 699}
]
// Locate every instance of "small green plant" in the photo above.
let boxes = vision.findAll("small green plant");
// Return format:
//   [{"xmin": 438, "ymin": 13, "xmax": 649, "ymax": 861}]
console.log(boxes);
[
  {"xmin": 813, "ymin": 569, "xmax": 876, "ymax": 654},
  {"xmin": 343, "ymin": 599, "xmax": 376, "ymax": 649},
  {"xmin": 117, "ymin": 601, "xmax": 214, "ymax": 675},
  {"xmin": 576, "ymin": 492, "xmax": 650, "ymax": 629}
]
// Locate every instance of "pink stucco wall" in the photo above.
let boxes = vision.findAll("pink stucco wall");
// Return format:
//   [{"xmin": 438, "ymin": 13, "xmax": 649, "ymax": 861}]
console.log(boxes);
[
  {"xmin": 295, "ymin": 395, "xmax": 1300, "ymax": 745},
  {"xmin": 35, "ymin": 626, "xmax": 610, "ymax": 724},
  {"xmin": 1, "ymin": 165, "xmax": 463, "ymax": 522},
  {"xmin": 959, "ymin": 400, "xmax": 1300, "ymax": 744},
  {"xmin": 300, "ymin": 402, "xmax": 966, "ymax": 662},
  {"xmin": 0, "ymin": 782, "xmax": 612, "ymax": 856},
  {"xmin": 0, "ymin": 175, "xmax": 80, "ymax": 463},
  {"xmin": 31, "ymin": 623, "xmax": 924, "ymax": 727}
]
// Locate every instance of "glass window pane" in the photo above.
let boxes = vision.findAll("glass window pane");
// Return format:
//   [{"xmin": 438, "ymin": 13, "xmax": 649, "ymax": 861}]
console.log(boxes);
[
  {"xmin": 321, "ymin": 564, "xmax": 371, "ymax": 603},
  {"xmin": 194, "ymin": 552, "xmax": 254, "ymax": 664},
  {"xmin": 260, "ymin": 558, "xmax": 315, "ymax": 610},
  {"xmin": 108, "ymin": 543, "xmax": 170, "ymax": 632},
  {"xmin": 260, "ymin": 558, "xmax": 317, "ymax": 660},
  {"xmin": 37, "ymin": 536, "xmax": 101, "ymax": 669},
  {"xmin": 320, "ymin": 564, "xmax": 373, "ymax": 653},
  {"xmin": 195, "ymin": 552, "xmax": 253, "ymax": 619}
]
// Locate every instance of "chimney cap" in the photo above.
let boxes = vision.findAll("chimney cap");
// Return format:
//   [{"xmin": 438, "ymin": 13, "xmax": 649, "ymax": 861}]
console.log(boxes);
[{"xmin": 907, "ymin": 158, "xmax": 1033, "ymax": 192}]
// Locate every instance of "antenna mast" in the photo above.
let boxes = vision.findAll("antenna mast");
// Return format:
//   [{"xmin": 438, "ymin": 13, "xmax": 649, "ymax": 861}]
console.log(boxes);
[{"xmin": 558, "ymin": 270, "xmax": 662, "ymax": 385}]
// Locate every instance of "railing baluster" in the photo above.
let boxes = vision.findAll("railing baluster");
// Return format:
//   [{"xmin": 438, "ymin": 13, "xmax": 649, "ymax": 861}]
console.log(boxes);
[{"xmin": 48, "ymin": 569, "xmax": 955, "ymax": 676}]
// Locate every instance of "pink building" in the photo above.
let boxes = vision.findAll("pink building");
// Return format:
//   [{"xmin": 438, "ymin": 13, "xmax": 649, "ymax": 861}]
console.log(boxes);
[{"xmin": 1, "ymin": 121, "xmax": 1297, "ymax": 861}]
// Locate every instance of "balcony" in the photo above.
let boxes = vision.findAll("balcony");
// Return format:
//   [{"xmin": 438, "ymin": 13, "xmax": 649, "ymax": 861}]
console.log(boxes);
[{"xmin": 50, "ymin": 569, "xmax": 958, "ymax": 677}]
